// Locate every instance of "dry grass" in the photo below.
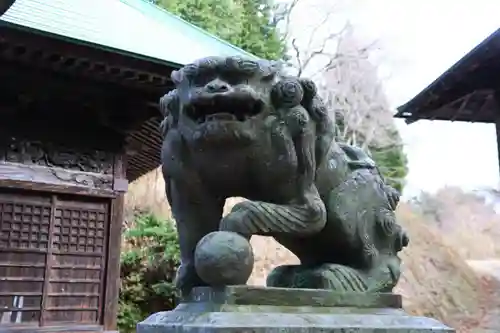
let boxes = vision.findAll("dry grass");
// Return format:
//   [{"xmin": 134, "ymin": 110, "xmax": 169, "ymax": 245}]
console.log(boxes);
[
  {"xmin": 125, "ymin": 168, "xmax": 493, "ymax": 329},
  {"xmin": 428, "ymin": 187, "xmax": 500, "ymax": 260},
  {"xmin": 442, "ymin": 220, "xmax": 500, "ymax": 260},
  {"xmin": 394, "ymin": 204, "xmax": 482, "ymax": 328},
  {"xmin": 125, "ymin": 168, "xmax": 169, "ymax": 219}
]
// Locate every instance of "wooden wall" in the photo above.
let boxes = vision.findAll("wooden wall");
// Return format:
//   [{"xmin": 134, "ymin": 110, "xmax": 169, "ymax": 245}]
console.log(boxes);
[{"xmin": 0, "ymin": 118, "xmax": 127, "ymax": 332}]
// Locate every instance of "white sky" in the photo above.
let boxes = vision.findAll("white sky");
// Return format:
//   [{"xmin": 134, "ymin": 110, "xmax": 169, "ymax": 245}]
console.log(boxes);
[{"xmin": 291, "ymin": 0, "xmax": 500, "ymax": 197}]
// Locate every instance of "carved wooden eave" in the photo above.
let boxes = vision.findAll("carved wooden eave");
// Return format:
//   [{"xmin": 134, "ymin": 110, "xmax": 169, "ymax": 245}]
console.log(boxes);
[
  {"xmin": 0, "ymin": 161, "xmax": 121, "ymax": 197},
  {"xmin": 0, "ymin": 0, "xmax": 258, "ymax": 182},
  {"xmin": 395, "ymin": 28, "xmax": 500, "ymax": 124},
  {"xmin": 0, "ymin": 25, "xmax": 172, "ymax": 182},
  {"xmin": 0, "ymin": 135, "xmax": 129, "ymax": 197}
]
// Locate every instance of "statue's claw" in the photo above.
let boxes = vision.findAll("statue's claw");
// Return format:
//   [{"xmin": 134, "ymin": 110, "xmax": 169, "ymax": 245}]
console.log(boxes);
[
  {"xmin": 219, "ymin": 199, "xmax": 326, "ymax": 237},
  {"xmin": 174, "ymin": 263, "xmax": 207, "ymax": 297}
]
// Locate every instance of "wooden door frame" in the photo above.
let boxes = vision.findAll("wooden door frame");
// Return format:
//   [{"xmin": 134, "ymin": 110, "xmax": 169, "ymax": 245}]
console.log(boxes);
[
  {"xmin": 0, "ymin": 187, "xmax": 116, "ymax": 333},
  {"xmin": 103, "ymin": 155, "xmax": 126, "ymax": 332},
  {"xmin": 0, "ymin": 165, "xmax": 126, "ymax": 331},
  {"xmin": 0, "ymin": 150, "xmax": 127, "ymax": 332}
]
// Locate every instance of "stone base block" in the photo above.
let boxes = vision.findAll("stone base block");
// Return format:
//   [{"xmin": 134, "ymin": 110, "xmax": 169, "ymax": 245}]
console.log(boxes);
[{"xmin": 137, "ymin": 286, "xmax": 455, "ymax": 333}]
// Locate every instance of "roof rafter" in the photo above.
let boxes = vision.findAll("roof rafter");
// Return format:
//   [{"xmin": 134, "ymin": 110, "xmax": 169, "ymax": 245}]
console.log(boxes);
[{"xmin": 396, "ymin": 29, "xmax": 500, "ymax": 124}]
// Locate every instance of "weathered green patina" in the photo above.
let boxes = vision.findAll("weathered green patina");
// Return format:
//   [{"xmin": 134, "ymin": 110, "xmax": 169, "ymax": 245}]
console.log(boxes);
[
  {"xmin": 158, "ymin": 56, "xmax": 409, "ymax": 295},
  {"xmin": 138, "ymin": 286, "xmax": 454, "ymax": 333}
]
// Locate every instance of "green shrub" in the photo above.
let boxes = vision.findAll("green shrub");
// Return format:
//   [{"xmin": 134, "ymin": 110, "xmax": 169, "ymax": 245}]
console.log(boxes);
[{"xmin": 118, "ymin": 212, "xmax": 180, "ymax": 333}]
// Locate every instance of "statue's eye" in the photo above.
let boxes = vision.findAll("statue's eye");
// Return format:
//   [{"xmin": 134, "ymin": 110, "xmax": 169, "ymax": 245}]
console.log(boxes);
[
  {"xmin": 190, "ymin": 76, "xmax": 213, "ymax": 87},
  {"xmin": 261, "ymin": 73, "xmax": 275, "ymax": 82}
]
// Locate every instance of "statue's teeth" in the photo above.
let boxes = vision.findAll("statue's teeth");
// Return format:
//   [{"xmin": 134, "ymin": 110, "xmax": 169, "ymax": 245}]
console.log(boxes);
[{"xmin": 206, "ymin": 113, "xmax": 237, "ymax": 121}]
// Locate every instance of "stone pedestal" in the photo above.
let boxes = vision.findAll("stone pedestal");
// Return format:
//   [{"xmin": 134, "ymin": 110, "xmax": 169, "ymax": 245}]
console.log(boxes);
[{"xmin": 137, "ymin": 286, "xmax": 454, "ymax": 333}]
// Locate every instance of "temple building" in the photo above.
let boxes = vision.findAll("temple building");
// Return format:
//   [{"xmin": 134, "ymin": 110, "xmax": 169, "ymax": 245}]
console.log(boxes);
[{"xmin": 0, "ymin": 0, "xmax": 255, "ymax": 332}]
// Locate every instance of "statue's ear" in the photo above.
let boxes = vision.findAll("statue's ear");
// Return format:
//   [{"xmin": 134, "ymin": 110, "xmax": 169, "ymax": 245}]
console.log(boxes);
[
  {"xmin": 171, "ymin": 70, "xmax": 182, "ymax": 85},
  {"xmin": 159, "ymin": 90, "xmax": 179, "ymax": 118},
  {"xmin": 158, "ymin": 90, "xmax": 180, "ymax": 137},
  {"xmin": 259, "ymin": 59, "xmax": 280, "ymax": 81},
  {"xmin": 268, "ymin": 60, "xmax": 282, "ymax": 72},
  {"xmin": 159, "ymin": 93, "xmax": 170, "ymax": 118}
]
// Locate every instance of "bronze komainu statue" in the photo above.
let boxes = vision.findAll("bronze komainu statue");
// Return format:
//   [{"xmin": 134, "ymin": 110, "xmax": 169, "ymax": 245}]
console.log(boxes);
[{"xmin": 159, "ymin": 56, "xmax": 409, "ymax": 295}]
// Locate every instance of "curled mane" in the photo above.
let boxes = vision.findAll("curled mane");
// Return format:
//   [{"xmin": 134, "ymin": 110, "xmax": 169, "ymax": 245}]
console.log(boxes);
[
  {"xmin": 158, "ymin": 89, "xmax": 179, "ymax": 138},
  {"xmin": 297, "ymin": 78, "xmax": 335, "ymax": 166}
]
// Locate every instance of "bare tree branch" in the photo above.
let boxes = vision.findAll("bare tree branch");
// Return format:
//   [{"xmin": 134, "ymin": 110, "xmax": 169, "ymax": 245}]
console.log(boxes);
[
  {"xmin": 304, "ymin": 10, "xmax": 335, "ymax": 51},
  {"xmin": 277, "ymin": 0, "xmax": 404, "ymax": 183},
  {"xmin": 299, "ymin": 26, "xmax": 347, "ymax": 75},
  {"xmin": 291, "ymin": 37, "xmax": 303, "ymax": 76},
  {"xmin": 272, "ymin": 0, "xmax": 299, "ymax": 45}
]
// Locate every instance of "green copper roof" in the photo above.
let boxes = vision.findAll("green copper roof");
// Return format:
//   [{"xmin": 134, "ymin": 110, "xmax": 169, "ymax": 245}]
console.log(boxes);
[{"xmin": 0, "ymin": 0, "xmax": 257, "ymax": 66}]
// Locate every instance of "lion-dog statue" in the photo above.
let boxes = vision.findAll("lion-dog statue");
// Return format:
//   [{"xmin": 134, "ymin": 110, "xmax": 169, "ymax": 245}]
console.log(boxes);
[{"xmin": 158, "ymin": 56, "xmax": 409, "ymax": 296}]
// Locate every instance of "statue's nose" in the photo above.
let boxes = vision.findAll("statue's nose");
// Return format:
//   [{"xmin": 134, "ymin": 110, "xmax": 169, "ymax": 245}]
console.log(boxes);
[{"xmin": 205, "ymin": 79, "xmax": 231, "ymax": 93}]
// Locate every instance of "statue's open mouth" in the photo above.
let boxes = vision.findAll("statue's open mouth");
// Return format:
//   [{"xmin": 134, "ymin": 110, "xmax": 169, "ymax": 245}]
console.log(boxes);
[{"xmin": 185, "ymin": 94, "xmax": 264, "ymax": 123}]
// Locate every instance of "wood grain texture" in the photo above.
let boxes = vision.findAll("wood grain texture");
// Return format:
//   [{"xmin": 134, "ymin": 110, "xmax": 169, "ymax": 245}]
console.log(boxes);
[
  {"xmin": 103, "ymin": 154, "xmax": 126, "ymax": 330},
  {"xmin": 0, "ymin": 324, "xmax": 103, "ymax": 332},
  {"xmin": 0, "ymin": 161, "xmax": 117, "ymax": 197}
]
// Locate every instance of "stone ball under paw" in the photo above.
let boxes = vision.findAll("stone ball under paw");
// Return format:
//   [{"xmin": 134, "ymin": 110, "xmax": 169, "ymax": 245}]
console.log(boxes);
[{"xmin": 194, "ymin": 231, "xmax": 254, "ymax": 286}]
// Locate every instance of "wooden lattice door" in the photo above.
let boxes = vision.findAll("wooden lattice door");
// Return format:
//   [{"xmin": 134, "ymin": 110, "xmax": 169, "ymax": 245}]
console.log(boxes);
[{"xmin": 0, "ymin": 189, "xmax": 109, "ymax": 329}]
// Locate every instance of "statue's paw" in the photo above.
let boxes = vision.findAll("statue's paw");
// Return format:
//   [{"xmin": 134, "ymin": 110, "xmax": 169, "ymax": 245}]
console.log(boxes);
[
  {"xmin": 221, "ymin": 199, "xmax": 325, "ymax": 236},
  {"xmin": 230, "ymin": 201, "xmax": 250, "ymax": 212},
  {"xmin": 174, "ymin": 263, "xmax": 205, "ymax": 296},
  {"xmin": 266, "ymin": 264, "xmax": 305, "ymax": 288},
  {"xmin": 307, "ymin": 264, "xmax": 369, "ymax": 291},
  {"xmin": 219, "ymin": 200, "xmax": 262, "ymax": 236},
  {"xmin": 268, "ymin": 263, "xmax": 370, "ymax": 292},
  {"xmin": 219, "ymin": 206, "xmax": 249, "ymax": 233}
]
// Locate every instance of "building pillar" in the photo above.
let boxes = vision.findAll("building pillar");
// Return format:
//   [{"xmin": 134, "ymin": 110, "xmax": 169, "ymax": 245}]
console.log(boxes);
[{"xmin": 493, "ymin": 92, "xmax": 500, "ymax": 180}]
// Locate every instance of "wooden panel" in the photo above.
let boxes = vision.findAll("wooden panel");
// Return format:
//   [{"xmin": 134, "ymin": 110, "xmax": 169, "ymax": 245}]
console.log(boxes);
[
  {"xmin": 0, "ymin": 189, "xmax": 110, "ymax": 330},
  {"xmin": 0, "ymin": 194, "xmax": 51, "ymax": 251},
  {"xmin": 43, "ymin": 197, "xmax": 109, "ymax": 326},
  {"xmin": 0, "ymin": 192, "xmax": 49, "ymax": 325},
  {"xmin": 0, "ymin": 324, "xmax": 103, "ymax": 332},
  {"xmin": 103, "ymin": 154, "xmax": 125, "ymax": 331}
]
